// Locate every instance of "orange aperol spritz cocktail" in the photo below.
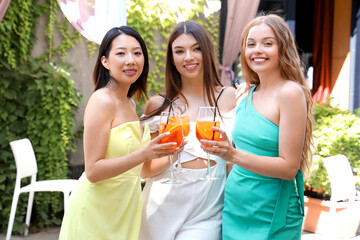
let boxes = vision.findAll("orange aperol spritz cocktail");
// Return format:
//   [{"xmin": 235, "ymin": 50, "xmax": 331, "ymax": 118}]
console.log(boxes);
[
  {"xmin": 196, "ymin": 120, "xmax": 220, "ymax": 147},
  {"xmin": 159, "ymin": 111, "xmax": 183, "ymax": 184},
  {"xmin": 196, "ymin": 106, "xmax": 221, "ymax": 181},
  {"xmin": 172, "ymin": 103, "xmax": 190, "ymax": 173},
  {"xmin": 159, "ymin": 117, "xmax": 183, "ymax": 149},
  {"xmin": 181, "ymin": 115, "xmax": 190, "ymax": 137}
]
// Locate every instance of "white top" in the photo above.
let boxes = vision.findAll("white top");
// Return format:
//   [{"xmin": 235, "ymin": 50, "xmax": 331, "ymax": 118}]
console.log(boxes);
[{"xmin": 141, "ymin": 108, "xmax": 236, "ymax": 163}]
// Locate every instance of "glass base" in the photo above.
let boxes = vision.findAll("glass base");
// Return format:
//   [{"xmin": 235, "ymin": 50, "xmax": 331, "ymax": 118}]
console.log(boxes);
[
  {"xmin": 198, "ymin": 175, "xmax": 219, "ymax": 181},
  {"xmin": 176, "ymin": 166, "xmax": 188, "ymax": 174},
  {"xmin": 160, "ymin": 178, "xmax": 181, "ymax": 184}
]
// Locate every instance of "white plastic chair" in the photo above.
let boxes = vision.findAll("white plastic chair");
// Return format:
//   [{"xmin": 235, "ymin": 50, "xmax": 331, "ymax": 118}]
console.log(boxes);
[
  {"xmin": 6, "ymin": 138, "xmax": 78, "ymax": 240},
  {"xmin": 322, "ymin": 154, "xmax": 358, "ymax": 213}
]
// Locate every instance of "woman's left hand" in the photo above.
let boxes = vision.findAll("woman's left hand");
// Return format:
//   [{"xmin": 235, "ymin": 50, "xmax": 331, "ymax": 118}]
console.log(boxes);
[
  {"xmin": 200, "ymin": 127, "xmax": 235, "ymax": 162},
  {"xmin": 235, "ymin": 82, "xmax": 247, "ymax": 99}
]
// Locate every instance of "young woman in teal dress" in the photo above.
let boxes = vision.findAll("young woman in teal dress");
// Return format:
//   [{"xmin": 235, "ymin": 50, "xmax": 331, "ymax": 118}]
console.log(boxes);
[
  {"xmin": 59, "ymin": 26, "xmax": 183, "ymax": 240},
  {"xmin": 200, "ymin": 14, "xmax": 314, "ymax": 240}
]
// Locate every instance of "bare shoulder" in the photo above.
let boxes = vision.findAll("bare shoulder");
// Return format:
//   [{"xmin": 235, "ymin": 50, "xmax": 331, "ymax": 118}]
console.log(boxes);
[
  {"xmin": 222, "ymin": 86, "xmax": 236, "ymax": 96},
  {"xmin": 217, "ymin": 86, "xmax": 237, "ymax": 110},
  {"xmin": 84, "ymin": 88, "xmax": 116, "ymax": 128},
  {"xmin": 86, "ymin": 89, "xmax": 116, "ymax": 113},
  {"xmin": 144, "ymin": 94, "xmax": 165, "ymax": 115},
  {"xmin": 278, "ymin": 81, "xmax": 306, "ymax": 105}
]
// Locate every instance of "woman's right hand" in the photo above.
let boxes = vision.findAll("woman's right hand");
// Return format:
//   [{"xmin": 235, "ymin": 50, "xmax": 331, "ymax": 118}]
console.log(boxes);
[
  {"xmin": 199, "ymin": 127, "xmax": 236, "ymax": 163},
  {"xmin": 144, "ymin": 132, "xmax": 185, "ymax": 161},
  {"xmin": 141, "ymin": 132, "xmax": 187, "ymax": 178}
]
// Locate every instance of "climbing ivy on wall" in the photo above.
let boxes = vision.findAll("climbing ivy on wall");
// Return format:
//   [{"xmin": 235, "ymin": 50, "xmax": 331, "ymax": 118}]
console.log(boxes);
[
  {"xmin": 0, "ymin": 0, "xmax": 81, "ymax": 234},
  {"xmin": 0, "ymin": 1, "xmax": 41, "ymax": 68},
  {"xmin": 0, "ymin": 0, "xmax": 220, "ymax": 234}
]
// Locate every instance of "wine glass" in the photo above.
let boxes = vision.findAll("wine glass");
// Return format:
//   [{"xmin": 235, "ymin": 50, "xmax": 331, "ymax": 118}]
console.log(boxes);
[
  {"xmin": 172, "ymin": 103, "xmax": 190, "ymax": 174},
  {"xmin": 196, "ymin": 106, "xmax": 221, "ymax": 181},
  {"xmin": 159, "ymin": 111, "xmax": 183, "ymax": 184}
]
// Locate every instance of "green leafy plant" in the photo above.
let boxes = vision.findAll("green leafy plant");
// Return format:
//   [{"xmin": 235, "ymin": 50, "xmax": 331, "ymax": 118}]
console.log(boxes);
[
  {"xmin": 304, "ymin": 100, "xmax": 360, "ymax": 199},
  {"xmin": 0, "ymin": 58, "xmax": 81, "ymax": 233},
  {"xmin": 0, "ymin": 59, "xmax": 80, "ymax": 232},
  {"xmin": 0, "ymin": 0, "xmax": 42, "ymax": 68},
  {"xmin": 0, "ymin": 0, "xmax": 81, "ymax": 234},
  {"xmin": 0, "ymin": 0, "xmax": 220, "ymax": 233}
]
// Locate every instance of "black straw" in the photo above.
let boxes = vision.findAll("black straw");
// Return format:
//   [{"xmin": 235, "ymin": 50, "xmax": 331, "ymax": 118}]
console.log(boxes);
[
  {"xmin": 212, "ymin": 88, "xmax": 224, "ymax": 140},
  {"xmin": 159, "ymin": 94, "xmax": 179, "ymax": 123},
  {"xmin": 213, "ymin": 88, "xmax": 224, "ymax": 121}
]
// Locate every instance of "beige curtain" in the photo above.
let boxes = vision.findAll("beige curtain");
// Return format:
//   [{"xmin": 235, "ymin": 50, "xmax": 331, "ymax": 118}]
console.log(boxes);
[
  {"xmin": 57, "ymin": 0, "xmax": 127, "ymax": 44},
  {"xmin": 220, "ymin": 0, "xmax": 259, "ymax": 86},
  {"xmin": 0, "ymin": 0, "xmax": 11, "ymax": 23}
]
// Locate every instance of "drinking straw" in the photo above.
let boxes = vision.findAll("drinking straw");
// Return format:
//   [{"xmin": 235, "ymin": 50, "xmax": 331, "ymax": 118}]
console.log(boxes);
[
  {"xmin": 159, "ymin": 94, "xmax": 179, "ymax": 124},
  {"xmin": 213, "ymin": 88, "xmax": 224, "ymax": 121},
  {"xmin": 212, "ymin": 88, "xmax": 224, "ymax": 140}
]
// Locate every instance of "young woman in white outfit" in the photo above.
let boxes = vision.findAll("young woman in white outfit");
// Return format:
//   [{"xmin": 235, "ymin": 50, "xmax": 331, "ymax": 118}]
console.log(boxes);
[{"xmin": 139, "ymin": 20, "xmax": 237, "ymax": 240}]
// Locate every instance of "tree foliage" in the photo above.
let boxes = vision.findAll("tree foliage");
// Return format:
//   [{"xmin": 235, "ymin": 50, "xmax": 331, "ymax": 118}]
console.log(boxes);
[
  {"xmin": 304, "ymin": 101, "xmax": 360, "ymax": 199},
  {"xmin": 0, "ymin": 0, "xmax": 220, "ymax": 233}
]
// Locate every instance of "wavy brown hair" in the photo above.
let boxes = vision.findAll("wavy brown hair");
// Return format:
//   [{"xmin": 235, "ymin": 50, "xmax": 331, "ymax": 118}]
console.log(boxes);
[
  {"xmin": 144, "ymin": 20, "xmax": 223, "ymax": 117},
  {"xmin": 240, "ymin": 14, "xmax": 313, "ymax": 177}
]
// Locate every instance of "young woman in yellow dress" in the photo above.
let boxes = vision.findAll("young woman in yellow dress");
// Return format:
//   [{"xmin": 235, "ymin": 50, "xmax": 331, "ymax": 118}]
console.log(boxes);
[{"xmin": 59, "ymin": 26, "xmax": 183, "ymax": 240}]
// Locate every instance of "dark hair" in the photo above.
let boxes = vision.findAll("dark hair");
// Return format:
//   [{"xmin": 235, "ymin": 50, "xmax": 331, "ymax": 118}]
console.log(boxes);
[
  {"xmin": 146, "ymin": 20, "xmax": 223, "ymax": 117},
  {"xmin": 92, "ymin": 26, "xmax": 149, "ymax": 101}
]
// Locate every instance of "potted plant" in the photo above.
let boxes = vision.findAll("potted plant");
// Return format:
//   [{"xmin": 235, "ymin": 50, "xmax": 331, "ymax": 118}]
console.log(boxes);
[{"xmin": 303, "ymin": 100, "xmax": 360, "ymax": 237}]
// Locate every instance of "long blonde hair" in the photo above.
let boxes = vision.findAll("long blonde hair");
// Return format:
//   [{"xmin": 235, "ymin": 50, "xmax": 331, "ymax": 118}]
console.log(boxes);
[{"xmin": 240, "ymin": 14, "xmax": 314, "ymax": 177}]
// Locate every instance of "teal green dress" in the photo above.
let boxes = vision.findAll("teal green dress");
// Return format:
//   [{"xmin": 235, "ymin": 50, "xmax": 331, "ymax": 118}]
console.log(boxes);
[{"xmin": 222, "ymin": 86, "xmax": 304, "ymax": 240}]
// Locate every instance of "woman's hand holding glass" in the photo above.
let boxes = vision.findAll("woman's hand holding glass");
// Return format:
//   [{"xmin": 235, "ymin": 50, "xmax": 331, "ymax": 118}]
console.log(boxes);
[
  {"xmin": 196, "ymin": 106, "xmax": 223, "ymax": 181},
  {"xmin": 158, "ymin": 111, "xmax": 184, "ymax": 184},
  {"xmin": 199, "ymin": 126, "xmax": 235, "ymax": 163},
  {"xmin": 146, "ymin": 132, "xmax": 184, "ymax": 160},
  {"xmin": 172, "ymin": 103, "xmax": 190, "ymax": 173}
]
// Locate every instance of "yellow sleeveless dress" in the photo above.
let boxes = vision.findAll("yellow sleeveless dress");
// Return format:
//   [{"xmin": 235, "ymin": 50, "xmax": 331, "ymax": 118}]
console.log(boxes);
[{"xmin": 59, "ymin": 121, "xmax": 150, "ymax": 240}]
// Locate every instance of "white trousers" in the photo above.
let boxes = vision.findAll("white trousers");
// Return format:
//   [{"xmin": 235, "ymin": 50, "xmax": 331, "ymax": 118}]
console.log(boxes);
[{"xmin": 140, "ymin": 157, "xmax": 226, "ymax": 240}]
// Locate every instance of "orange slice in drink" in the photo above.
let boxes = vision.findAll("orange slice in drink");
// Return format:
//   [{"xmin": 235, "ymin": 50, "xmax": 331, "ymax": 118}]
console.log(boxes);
[
  {"xmin": 196, "ymin": 121, "xmax": 220, "ymax": 147},
  {"xmin": 159, "ymin": 123, "xmax": 183, "ymax": 149}
]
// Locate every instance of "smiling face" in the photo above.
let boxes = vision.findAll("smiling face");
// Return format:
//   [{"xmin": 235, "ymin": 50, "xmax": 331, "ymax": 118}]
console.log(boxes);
[
  {"xmin": 101, "ymin": 34, "xmax": 144, "ymax": 85},
  {"xmin": 171, "ymin": 33, "xmax": 204, "ymax": 82},
  {"xmin": 244, "ymin": 23, "xmax": 280, "ymax": 76}
]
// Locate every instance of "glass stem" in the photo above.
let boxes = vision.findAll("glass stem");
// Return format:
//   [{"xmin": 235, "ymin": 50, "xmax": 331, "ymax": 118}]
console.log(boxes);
[
  {"xmin": 207, "ymin": 153, "xmax": 211, "ymax": 177},
  {"xmin": 169, "ymin": 155, "xmax": 174, "ymax": 180},
  {"xmin": 177, "ymin": 153, "xmax": 181, "ymax": 168}
]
